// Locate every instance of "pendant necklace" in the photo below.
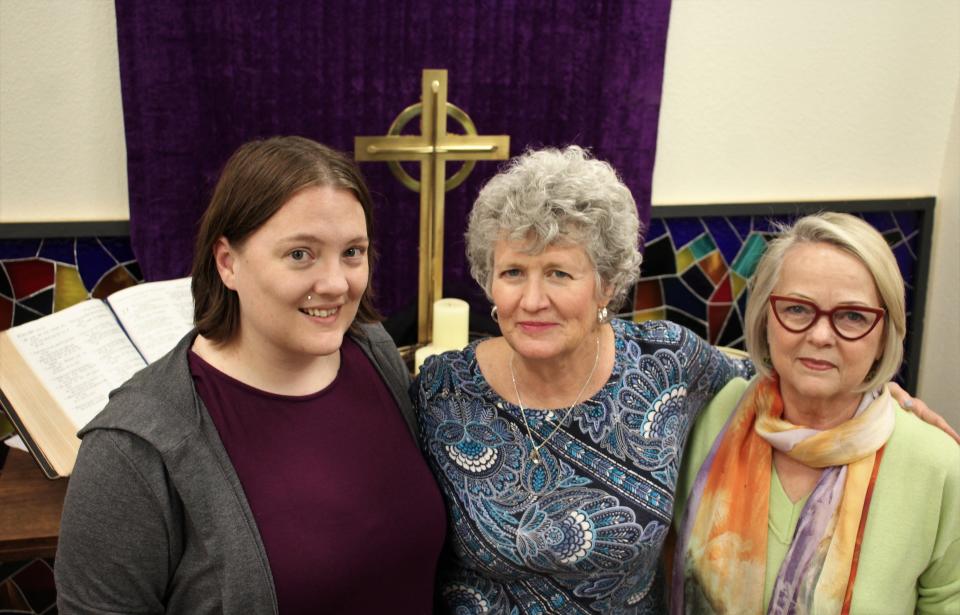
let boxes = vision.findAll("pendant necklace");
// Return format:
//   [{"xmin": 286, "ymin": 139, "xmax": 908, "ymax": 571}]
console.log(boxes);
[{"xmin": 510, "ymin": 336, "xmax": 600, "ymax": 465}]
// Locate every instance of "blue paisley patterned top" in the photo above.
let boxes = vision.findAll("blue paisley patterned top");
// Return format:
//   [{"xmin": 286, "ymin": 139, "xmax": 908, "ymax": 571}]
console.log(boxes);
[{"xmin": 416, "ymin": 319, "xmax": 753, "ymax": 614}]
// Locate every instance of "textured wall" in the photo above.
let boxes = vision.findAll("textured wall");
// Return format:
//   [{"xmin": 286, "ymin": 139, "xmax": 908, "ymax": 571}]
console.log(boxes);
[
  {"xmin": 919, "ymin": 86, "xmax": 960, "ymax": 424},
  {"xmin": 0, "ymin": 1, "xmax": 127, "ymax": 222},
  {"xmin": 653, "ymin": 0, "xmax": 960, "ymax": 203}
]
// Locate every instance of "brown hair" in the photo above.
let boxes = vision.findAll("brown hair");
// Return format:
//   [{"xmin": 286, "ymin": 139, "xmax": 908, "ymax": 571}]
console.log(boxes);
[{"xmin": 191, "ymin": 136, "xmax": 380, "ymax": 343}]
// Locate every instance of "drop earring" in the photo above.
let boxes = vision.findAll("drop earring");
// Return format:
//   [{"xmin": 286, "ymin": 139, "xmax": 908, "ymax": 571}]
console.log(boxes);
[{"xmin": 597, "ymin": 306, "xmax": 608, "ymax": 323}]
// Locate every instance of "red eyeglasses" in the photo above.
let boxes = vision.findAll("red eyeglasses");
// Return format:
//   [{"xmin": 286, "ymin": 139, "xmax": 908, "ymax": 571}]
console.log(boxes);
[{"xmin": 768, "ymin": 295, "xmax": 885, "ymax": 341}]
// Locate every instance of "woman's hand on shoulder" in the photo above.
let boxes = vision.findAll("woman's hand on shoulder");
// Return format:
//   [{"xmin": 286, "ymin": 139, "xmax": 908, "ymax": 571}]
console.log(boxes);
[{"xmin": 888, "ymin": 382, "xmax": 960, "ymax": 444}]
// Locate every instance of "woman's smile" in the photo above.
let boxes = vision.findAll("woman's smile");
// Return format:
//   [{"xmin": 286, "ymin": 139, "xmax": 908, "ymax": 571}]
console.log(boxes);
[
  {"xmin": 517, "ymin": 320, "xmax": 557, "ymax": 332},
  {"xmin": 798, "ymin": 357, "xmax": 835, "ymax": 371},
  {"xmin": 299, "ymin": 305, "xmax": 341, "ymax": 320}
]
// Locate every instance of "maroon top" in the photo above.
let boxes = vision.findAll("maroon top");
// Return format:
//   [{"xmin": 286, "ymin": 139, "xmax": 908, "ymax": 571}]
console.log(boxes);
[{"xmin": 189, "ymin": 337, "xmax": 446, "ymax": 614}]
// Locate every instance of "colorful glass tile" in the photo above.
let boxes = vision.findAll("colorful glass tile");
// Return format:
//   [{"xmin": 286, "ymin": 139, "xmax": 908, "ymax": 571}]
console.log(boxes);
[
  {"xmin": 699, "ymin": 251, "xmax": 726, "ymax": 285},
  {"xmin": 907, "ymin": 228, "xmax": 921, "ymax": 256},
  {"xmin": 681, "ymin": 264, "xmax": 714, "ymax": 300},
  {"xmin": 0, "ymin": 296, "xmax": 12, "ymax": 330},
  {"xmin": 753, "ymin": 216, "xmax": 785, "ymax": 233},
  {"xmin": 717, "ymin": 309, "xmax": 745, "ymax": 348},
  {"xmin": 664, "ymin": 217, "xmax": 707, "ymax": 249},
  {"xmin": 893, "ymin": 211, "xmax": 918, "ymax": 235},
  {"xmin": 666, "ymin": 307, "xmax": 707, "ymax": 340},
  {"xmin": 710, "ymin": 274, "xmax": 732, "ymax": 303},
  {"xmin": 0, "ymin": 264, "xmax": 12, "ymax": 298},
  {"xmin": 640, "ymin": 237, "xmax": 676, "ymax": 277},
  {"xmin": 54, "ymin": 265, "xmax": 90, "ymax": 311},
  {"xmin": 662, "ymin": 277, "xmax": 706, "ymax": 321},
  {"xmin": 125, "ymin": 261, "xmax": 144, "ymax": 282},
  {"xmin": 633, "ymin": 279, "xmax": 663, "ymax": 310},
  {"xmin": 861, "ymin": 211, "xmax": 897, "ymax": 232},
  {"xmin": 92, "ymin": 265, "xmax": 138, "ymax": 300},
  {"xmin": 644, "ymin": 218, "xmax": 668, "ymax": 244},
  {"xmin": 737, "ymin": 291, "xmax": 748, "ymax": 323},
  {"xmin": 633, "ymin": 307, "xmax": 666, "ymax": 323},
  {"xmin": 893, "ymin": 243, "xmax": 915, "ymax": 286},
  {"xmin": 882, "ymin": 229, "xmax": 904, "ymax": 247},
  {"xmin": 705, "ymin": 217, "xmax": 743, "ymax": 264},
  {"xmin": 729, "ymin": 216, "xmax": 752, "ymax": 241},
  {"xmin": 38, "ymin": 238, "xmax": 77, "ymax": 264},
  {"xmin": 0, "ymin": 558, "xmax": 56, "ymax": 613},
  {"xmin": 0, "ymin": 239, "xmax": 40, "ymax": 260},
  {"xmin": 708, "ymin": 303, "xmax": 731, "ymax": 345},
  {"xmin": 98, "ymin": 236, "xmax": 136, "ymax": 264},
  {"xmin": 13, "ymin": 302, "xmax": 43, "ymax": 326},
  {"xmin": 4, "ymin": 259, "xmax": 54, "ymax": 299},
  {"xmin": 675, "ymin": 246, "xmax": 695, "ymax": 273},
  {"xmin": 77, "ymin": 238, "xmax": 119, "ymax": 291},
  {"xmin": 731, "ymin": 233, "xmax": 767, "ymax": 279},
  {"xmin": 20, "ymin": 288, "xmax": 54, "ymax": 315},
  {"xmin": 731, "ymin": 272, "xmax": 747, "ymax": 299},
  {"xmin": 688, "ymin": 234, "xmax": 717, "ymax": 260}
]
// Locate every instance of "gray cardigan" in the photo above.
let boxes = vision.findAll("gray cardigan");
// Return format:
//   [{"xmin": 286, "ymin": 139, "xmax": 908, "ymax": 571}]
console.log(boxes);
[{"xmin": 55, "ymin": 323, "xmax": 415, "ymax": 614}]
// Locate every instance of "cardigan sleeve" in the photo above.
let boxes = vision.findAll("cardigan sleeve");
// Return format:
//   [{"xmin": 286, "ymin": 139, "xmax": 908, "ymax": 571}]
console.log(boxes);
[
  {"xmin": 56, "ymin": 429, "xmax": 175, "ymax": 614},
  {"xmin": 916, "ymin": 435, "xmax": 960, "ymax": 614}
]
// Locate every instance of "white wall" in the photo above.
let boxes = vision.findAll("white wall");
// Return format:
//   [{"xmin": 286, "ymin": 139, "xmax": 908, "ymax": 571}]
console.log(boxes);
[
  {"xmin": 654, "ymin": 0, "xmax": 960, "ymax": 203},
  {"xmin": 918, "ymin": 86, "xmax": 960, "ymax": 418},
  {"xmin": 1, "ymin": 0, "xmax": 957, "ymax": 414},
  {"xmin": 0, "ymin": 0, "xmax": 128, "ymax": 223},
  {"xmin": 653, "ymin": 0, "xmax": 960, "ymax": 422}
]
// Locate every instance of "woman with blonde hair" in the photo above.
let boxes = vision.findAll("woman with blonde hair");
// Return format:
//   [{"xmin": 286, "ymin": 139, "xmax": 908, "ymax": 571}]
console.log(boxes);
[{"xmin": 672, "ymin": 212, "xmax": 959, "ymax": 614}]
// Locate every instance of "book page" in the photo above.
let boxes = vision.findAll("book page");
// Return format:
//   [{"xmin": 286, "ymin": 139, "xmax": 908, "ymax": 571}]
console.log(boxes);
[
  {"xmin": 5, "ymin": 301, "xmax": 147, "ymax": 430},
  {"xmin": 106, "ymin": 277, "xmax": 195, "ymax": 363}
]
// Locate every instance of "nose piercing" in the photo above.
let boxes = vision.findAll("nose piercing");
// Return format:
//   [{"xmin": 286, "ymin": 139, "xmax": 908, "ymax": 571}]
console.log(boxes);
[{"xmin": 306, "ymin": 294, "xmax": 313, "ymax": 303}]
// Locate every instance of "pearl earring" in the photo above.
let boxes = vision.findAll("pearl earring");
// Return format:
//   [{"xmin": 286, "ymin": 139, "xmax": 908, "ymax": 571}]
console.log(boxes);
[{"xmin": 597, "ymin": 306, "xmax": 608, "ymax": 323}]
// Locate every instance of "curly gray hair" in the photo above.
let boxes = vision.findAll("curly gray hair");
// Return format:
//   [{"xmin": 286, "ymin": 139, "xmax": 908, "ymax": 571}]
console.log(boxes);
[{"xmin": 466, "ymin": 146, "xmax": 643, "ymax": 311}]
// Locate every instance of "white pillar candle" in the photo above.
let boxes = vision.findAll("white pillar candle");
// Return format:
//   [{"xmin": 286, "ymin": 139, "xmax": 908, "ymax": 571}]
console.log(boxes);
[
  {"xmin": 414, "ymin": 344, "xmax": 438, "ymax": 374},
  {"xmin": 432, "ymin": 298, "xmax": 469, "ymax": 350}
]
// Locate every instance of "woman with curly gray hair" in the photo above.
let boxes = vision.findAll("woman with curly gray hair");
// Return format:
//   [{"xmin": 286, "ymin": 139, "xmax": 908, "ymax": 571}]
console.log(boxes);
[{"xmin": 414, "ymin": 145, "xmax": 753, "ymax": 613}]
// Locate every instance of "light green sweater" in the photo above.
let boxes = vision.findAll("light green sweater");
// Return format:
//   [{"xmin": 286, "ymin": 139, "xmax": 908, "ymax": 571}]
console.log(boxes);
[{"xmin": 675, "ymin": 378, "xmax": 960, "ymax": 614}]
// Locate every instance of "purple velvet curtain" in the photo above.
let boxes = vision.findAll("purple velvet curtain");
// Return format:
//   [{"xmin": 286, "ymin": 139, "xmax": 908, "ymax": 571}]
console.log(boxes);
[{"xmin": 115, "ymin": 1, "xmax": 671, "ymax": 337}]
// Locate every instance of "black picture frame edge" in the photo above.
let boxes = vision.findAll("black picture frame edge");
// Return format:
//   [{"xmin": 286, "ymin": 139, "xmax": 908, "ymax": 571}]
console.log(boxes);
[{"xmin": 0, "ymin": 221, "xmax": 130, "ymax": 239}]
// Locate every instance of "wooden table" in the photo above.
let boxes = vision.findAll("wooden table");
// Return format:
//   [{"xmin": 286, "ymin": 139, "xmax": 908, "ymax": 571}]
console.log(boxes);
[{"xmin": 0, "ymin": 447, "xmax": 67, "ymax": 561}]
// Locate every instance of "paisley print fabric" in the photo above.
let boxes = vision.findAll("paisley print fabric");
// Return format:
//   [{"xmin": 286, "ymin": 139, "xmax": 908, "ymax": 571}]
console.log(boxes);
[{"xmin": 417, "ymin": 319, "xmax": 752, "ymax": 614}]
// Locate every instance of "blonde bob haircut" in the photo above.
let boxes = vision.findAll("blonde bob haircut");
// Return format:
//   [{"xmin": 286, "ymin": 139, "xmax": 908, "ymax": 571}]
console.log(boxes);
[{"xmin": 744, "ymin": 212, "xmax": 906, "ymax": 393}]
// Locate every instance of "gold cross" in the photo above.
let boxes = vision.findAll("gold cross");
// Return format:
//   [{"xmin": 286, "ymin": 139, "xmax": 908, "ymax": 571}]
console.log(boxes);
[{"xmin": 356, "ymin": 69, "xmax": 509, "ymax": 345}]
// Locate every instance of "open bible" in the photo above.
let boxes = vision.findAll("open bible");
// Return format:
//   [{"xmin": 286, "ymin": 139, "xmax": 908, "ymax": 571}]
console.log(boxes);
[{"xmin": 0, "ymin": 277, "xmax": 194, "ymax": 478}]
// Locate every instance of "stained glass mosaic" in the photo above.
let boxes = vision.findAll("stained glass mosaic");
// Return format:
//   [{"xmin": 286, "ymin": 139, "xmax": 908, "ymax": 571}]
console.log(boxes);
[
  {"xmin": 0, "ymin": 558, "xmax": 56, "ymax": 613},
  {"xmin": 626, "ymin": 207, "xmax": 928, "ymax": 386},
  {"xmin": 0, "ymin": 235, "xmax": 143, "ymax": 612},
  {"xmin": 0, "ymin": 237, "xmax": 143, "ymax": 332}
]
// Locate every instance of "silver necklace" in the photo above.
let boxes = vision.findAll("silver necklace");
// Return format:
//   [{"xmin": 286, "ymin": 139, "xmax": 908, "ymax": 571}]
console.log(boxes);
[{"xmin": 510, "ymin": 336, "xmax": 600, "ymax": 465}]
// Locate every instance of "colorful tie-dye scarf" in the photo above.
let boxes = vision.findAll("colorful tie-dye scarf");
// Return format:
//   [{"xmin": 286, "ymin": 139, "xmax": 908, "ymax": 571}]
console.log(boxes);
[{"xmin": 671, "ymin": 376, "xmax": 895, "ymax": 615}]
